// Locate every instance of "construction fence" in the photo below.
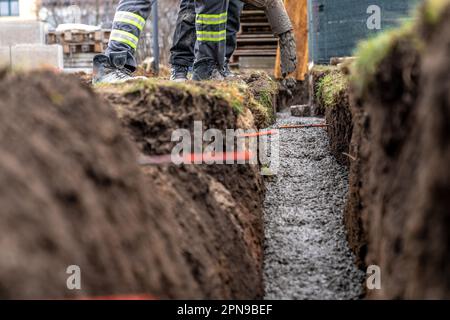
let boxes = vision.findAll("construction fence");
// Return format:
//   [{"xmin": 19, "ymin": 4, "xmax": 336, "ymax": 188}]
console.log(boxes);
[{"xmin": 307, "ymin": 0, "xmax": 420, "ymax": 64}]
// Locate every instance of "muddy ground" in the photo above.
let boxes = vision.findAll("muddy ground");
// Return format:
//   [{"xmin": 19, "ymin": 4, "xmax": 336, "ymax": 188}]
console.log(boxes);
[
  {"xmin": 0, "ymin": 70, "xmax": 276, "ymax": 299},
  {"xmin": 345, "ymin": 1, "xmax": 450, "ymax": 298},
  {"xmin": 276, "ymin": 78, "xmax": 309, "ymax": 111}
]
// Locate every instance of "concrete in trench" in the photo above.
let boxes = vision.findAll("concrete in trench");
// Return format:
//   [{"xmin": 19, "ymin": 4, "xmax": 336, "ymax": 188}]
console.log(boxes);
[{"xmin": 263, "ymin": 112, "xmax": 365, "ymax": 300}]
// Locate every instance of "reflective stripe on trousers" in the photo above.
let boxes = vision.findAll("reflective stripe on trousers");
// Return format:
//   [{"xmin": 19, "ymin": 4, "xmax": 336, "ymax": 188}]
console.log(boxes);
[
  {"xmin": 110, "ymin": 29, "xmax": 139, "ymax": 50},
  {"xmin": 113, "ymin": 11, "xmax": 146, "ymax": 31},
  {"xmin": 106, "ymin": 0, "xmax": 155, "ymax": 68},
  {"xmin": 194, "ymin": 0, "xmax": 229, "ymax": 67},
  {"xmin": 169, "ymin": 0, "xmax": 244, "ymax": 67}
]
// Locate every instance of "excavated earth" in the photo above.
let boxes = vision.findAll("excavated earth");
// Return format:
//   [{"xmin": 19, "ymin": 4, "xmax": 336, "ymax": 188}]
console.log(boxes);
[
  {"xmin": 305, "ymin": 2, "xmax": 450, "ymax": 298},
  {"xmin": 344, "ymin": 2, "xmax": 450, "ymax": 299},
  {"xmin": 98, "ymin": 74, "xmax": 278, "ymax": 299},
  {"xmin": 306, "ymin": 4, "xmax": 450, "ymax": 299},
  {"xmin": 0, "ymin": 70, "xmax": 276, "ymax": 299}
]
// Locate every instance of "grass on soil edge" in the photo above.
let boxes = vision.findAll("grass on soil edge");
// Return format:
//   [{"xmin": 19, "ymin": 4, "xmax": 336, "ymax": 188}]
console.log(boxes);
[
  {"xmin": 95, "ymin": 74, "xmax": 277, "ymax": 129},
  {"xmin": 351, "ymin": 0, "xmax": 450, "ymax": 96},
  {"xmin": 310, "ymin": 1, "xmax": 449, "ymax": 110},
  {"xmin": 317, "ymin": 70, "xmax": 349, "ymax": 110}
]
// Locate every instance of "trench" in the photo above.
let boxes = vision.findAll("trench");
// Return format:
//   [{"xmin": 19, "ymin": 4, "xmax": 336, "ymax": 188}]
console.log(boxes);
[{"xmin": 263, "ymin": 111, "xmax": 364, "ymax": 299}]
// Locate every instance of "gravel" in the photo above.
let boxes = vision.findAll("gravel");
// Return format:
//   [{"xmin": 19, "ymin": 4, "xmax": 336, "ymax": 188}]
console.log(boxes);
[{"xmin": 263, "ymin": 112, "xmax": 365, "ymax": 300}]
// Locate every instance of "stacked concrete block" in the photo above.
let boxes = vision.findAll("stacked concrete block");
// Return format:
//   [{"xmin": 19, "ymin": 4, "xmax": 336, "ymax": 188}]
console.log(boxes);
[
  {"xmin": 0, "ymin": 21, "xmax": 45, "ymax": 46},
  {"xmin": 11, "ymin": 45, "xmax": 64, "ymax": 70},
  {"xmin": 290, "ymin": 105, "xmax": 311, "ymax": 117},
  {"xmin": 0, "ymin": 20, "xmax": 63, "ymax": 70},
  {"xmin": 0, "ymin": 46, "xmax": 11, "ymax": 69}
]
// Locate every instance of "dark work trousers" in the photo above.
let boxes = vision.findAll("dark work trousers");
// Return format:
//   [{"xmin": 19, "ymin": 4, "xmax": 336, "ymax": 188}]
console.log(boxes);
[
  {"xmin": 194, "ymin": 0, "xmax": 229, "ymax": 68},
  {"xmin": 169, "ymin": 0, "xmax": 243, "ymax": 68},
  {"xmin": 105, "ymin": 0, "xmax": 155, "ymax": 70}
]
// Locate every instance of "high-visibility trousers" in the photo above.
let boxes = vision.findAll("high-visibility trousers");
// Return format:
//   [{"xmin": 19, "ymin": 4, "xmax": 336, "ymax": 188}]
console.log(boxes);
[
  {"xmin": 169, "ymin": 0, "xmax": 243, "ymax": 67},
  {"xmin": 105, "ymin": 0, "xmax": 154, "ymax": 70},
  {"xmin": 106, "ymin": 0, "xmax": 230, "ymax": 70},
  {"xmin": 193, "ymin": 0, "xmax": 230, "ymax": 68}
]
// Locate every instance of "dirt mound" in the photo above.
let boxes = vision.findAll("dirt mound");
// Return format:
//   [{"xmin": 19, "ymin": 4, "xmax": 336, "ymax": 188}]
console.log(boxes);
[
  {"xmin": 0, "ymin": 70, "xmax": 195, "ymax": 299},
  {"xmin": 98, "ymin": 78, "xmax": 277, "ymax": 299},
  {"xmin": 347, "ymin": 0, "xmax": 450, "ymax": 298},
  {"xmin": 0, "ymin": 70, "xmax": 273, "ymax": 299}
]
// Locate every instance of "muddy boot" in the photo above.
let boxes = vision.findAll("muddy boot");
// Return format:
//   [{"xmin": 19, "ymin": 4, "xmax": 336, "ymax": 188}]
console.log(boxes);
[
  {"xmin": 170, "ymin": 64, "xmax": 189, "ymax": 82},
  {"xmin": 192, "ymin": 61, "xmax": 224, "ymax": 81},
  {"xmin": 220, "ymin": 61, "xmax": 237, "ymax": 80},
  {"xmin": 92, "ymin": 51, "xmax": 146, "ymax": 84}
]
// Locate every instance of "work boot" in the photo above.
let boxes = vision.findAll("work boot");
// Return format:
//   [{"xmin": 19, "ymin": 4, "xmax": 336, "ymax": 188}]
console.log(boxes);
[
  {"xmin": 92, "ymin": 51, "xmax": 146, "ymax": 84},
  {"xmin": 170, "ymin": 64, "xmax": 189, "ymax": 82},
  {"xmin": 220, "ymin": 61, "xmax": 237, "ymax": 79},
  {"xmin": 192, "ymin": 61, "xmax": 224, "ymax": 81}
]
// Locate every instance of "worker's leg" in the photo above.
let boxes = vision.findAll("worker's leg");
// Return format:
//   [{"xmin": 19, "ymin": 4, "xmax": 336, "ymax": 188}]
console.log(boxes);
[
  {"xmin": 192, "ymin": 0, "xmax": 229, "ymax": 80},
  {"xmin": 225, "ymin": 0, "xmax": 243, "ymax": 63},
  {"xmin": 169, "ymin": 0, "xmax": 196, "ymax": 68},
  {"xmin": 106, "ymin": 0, "xmax": 154, "ymax": 70},
  {"xmin": 170, "ymin": 0, "xmax": 239, "ymax": 66},
  {"xmin": 222, "ymin": 0, "xmax": 243, "ymax": 77},
  {"xmin": 168, "ymin": 0, "xmax": 196, "ymax": 81},
  {"xmin": 93, "ymin": 0, "xmax": 153, "ymax": 83}
]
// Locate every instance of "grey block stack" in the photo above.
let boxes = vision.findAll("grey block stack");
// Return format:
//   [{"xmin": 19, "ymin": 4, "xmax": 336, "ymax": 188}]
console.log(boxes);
[
  {"xmin": 290, "ymin": 105, "xmax": 311, "ymax": 117},
  {"xmin": 0, "ymin": 46, "xmax": 10, "ymax": 68},
  {"xmin": 0, "ymin": 21, "xmax": 63, "ymax": 70}
]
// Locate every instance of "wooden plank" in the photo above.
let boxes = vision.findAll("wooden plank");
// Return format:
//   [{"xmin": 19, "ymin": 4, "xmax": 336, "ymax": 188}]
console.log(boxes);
[
  {"xmin": 94, "ymin": 43, "xmax": 104, "ymax": 53},
  {"xmin": 64, "ymin": 31, "xmax": 72, "ymax": 42},
  {"xmin": 234, "ymin": 49, "xmax": 277, "ymax": 56},
  {"xmin": 240, "ymin": 10, "xmax": 265, "ymax": 16},
  {"xmin": 240, "ymin": 22, "xmax": 270, "ymax": 27},
  {"xmin": 238, "ymin": 33, "xmax": 276, "ymax": 39},
  {"xmin": 63, "ymin": 44, "xmax": 70, "ymax": 54},
  {"xmin": 94, "ymin": 31, "xmax": 102, "ymax": 41},
  {"xmin": 235, "ymin": 6, "xmax": 277, "ymax": 72},
  {"xmin": 237, "ymin": 38, "xmax": 278, "ymax": 43},
  {"xmin": 239, "ymin": 56, "xmax": 276, "ymax": 70},
  {"xmin": 239, "ymin": 45, "xmax": 278, "ymax": 52}
]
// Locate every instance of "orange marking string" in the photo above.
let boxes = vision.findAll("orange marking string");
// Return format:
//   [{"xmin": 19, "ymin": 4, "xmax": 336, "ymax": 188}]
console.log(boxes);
[
  {"xmin": 278, "ymin": 123, "xmax": 329, "ymax": 129},
  {"xmin": 75, "ymin": 294, "xmax": 157, "ymax": 300},
  {"xmin": 138, "ymin": 151, "xmax": 254, "ymax": 166},
  {"xmin": 237, "ymin": 130, "xmax": 277, "ymax": 138},
  {"xmin": 183, "ymin": 151, "xmax": 254, "ymax": 163}
]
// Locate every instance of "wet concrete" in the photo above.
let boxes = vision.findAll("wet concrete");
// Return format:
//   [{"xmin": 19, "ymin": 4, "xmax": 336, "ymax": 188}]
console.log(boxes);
[
  {"xmin": 278, "ymin": 31, "xmax": 297, "ymax": 77},
  {"xmin": 263, "ymin": 112, "xmax": 365, "ymax": 300}
]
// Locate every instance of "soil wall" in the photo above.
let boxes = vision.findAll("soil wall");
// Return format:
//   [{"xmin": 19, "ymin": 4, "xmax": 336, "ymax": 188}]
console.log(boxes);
[
  {"xmin": 0, "ymin": 70, "xmax": 276, "ymax": 299},
  {"xmin": 346, "ymin": 1, "xmax": 450, "ymax": 298}
]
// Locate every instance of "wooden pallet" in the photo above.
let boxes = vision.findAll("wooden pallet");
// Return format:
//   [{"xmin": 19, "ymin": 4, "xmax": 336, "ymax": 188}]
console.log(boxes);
[
  {"xmin": 62, "ymin": 42, "xmax": 107, "ymax": 54},
  {"xmin": 234, "ymin": 4, "xmax": 277, "ymax": 72},
  {"xmin": 64, "ymin": 52, "xmax": 97, "ymax": 69},
  {"xmin": 47, "ymin": 29, "xmax": 111, "ymax": 55}
]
